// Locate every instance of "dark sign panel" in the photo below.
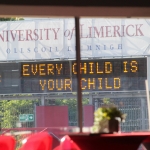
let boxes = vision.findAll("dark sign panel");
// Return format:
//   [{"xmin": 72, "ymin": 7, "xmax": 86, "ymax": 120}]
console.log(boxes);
[
  {"xmin": 0, "ymin": 63, "xmax": 20, "ymax": 94},
  {"xmin": 21, "ymin": 58, "xmax": 147, "ymax": 93},
  {"xmin": 0, "ymin": 58, "xmax": 146, "ymax": 94}
]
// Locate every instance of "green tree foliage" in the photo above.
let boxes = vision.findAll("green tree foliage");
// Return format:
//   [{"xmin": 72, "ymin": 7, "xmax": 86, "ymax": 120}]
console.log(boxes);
[
  {"xmin": 55, "ymin": 98, "xmax": 89, "ymax": 111},
  {"xmin": 0, "ymin": 98, "xmax": 89, "ymax": 128},
  {"xmin": 0, "ymin": 17, "xmax": 24, "ymax": 21},
  {"xmin": 0, "ymin": 99, "xmax": 39, "ymax": 128},
  {"xmin": 102, "ymin": 97, "xmax": 116, "ymax": 107}
]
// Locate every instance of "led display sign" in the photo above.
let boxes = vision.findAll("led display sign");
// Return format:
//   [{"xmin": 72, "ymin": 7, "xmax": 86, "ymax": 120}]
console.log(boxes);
[
  {"xmin": 21, "ymin": 58, "xmax": 147, "ymax": 93},
  {"xmin": 0, "ymin": 58, "xmax": 146, "ymax": 94}
]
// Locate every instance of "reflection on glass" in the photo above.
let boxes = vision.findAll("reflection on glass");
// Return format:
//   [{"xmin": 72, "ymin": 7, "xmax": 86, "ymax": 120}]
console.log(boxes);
[
  {"xmin": 0, "ymin": 17, "xmax": 149, "ymax": 150},
  {"xmin": 80, "ymin": 17, "xmax": 148, "ymax": 133}
]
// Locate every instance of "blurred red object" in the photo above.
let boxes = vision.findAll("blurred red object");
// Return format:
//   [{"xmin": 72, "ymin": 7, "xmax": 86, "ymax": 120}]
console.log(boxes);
[
  {"xmin": 49, "ymin": 132, "xmax": 60, "ymax": 149},
  {"xmin": 54, "ymin": 135, "xmax": 80, "ymax": 150},
  {"xmin": 20, "ymin": 132, "xmax": 53, "ymax": 150},
  {"xmin": 0, "ymin": 135, "xmax": 15, "ymax": 150}
]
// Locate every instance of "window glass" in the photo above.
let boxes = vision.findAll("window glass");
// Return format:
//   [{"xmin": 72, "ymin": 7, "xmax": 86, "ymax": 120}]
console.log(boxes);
[
  {"xmin": 0, "ymin": 17, "xmax": 149, "ymax": 149},
  {"xmin": 80, "ymin": 18, "xmax": 148, "ymax": 132}
]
